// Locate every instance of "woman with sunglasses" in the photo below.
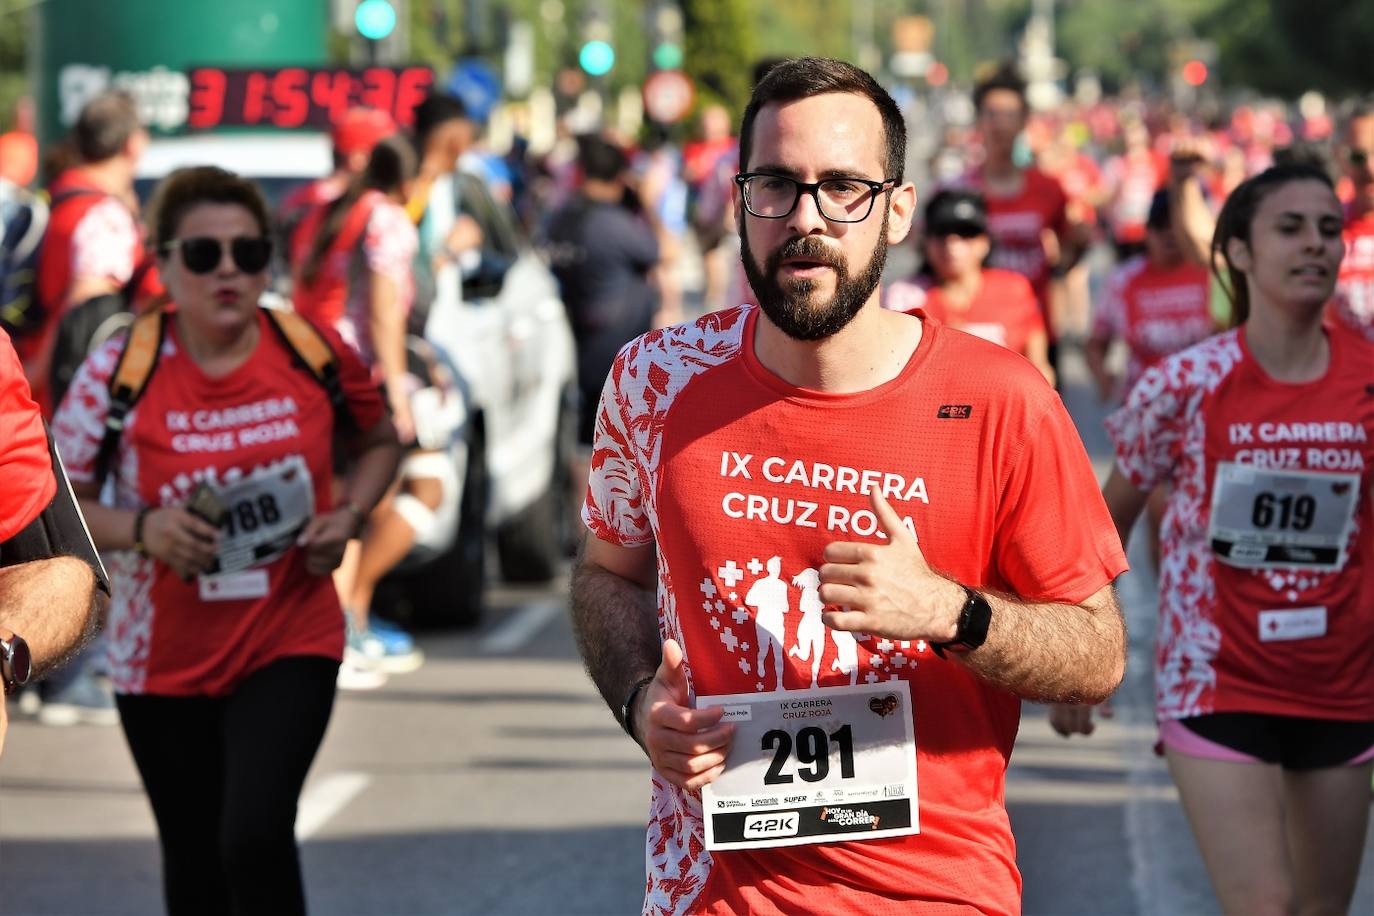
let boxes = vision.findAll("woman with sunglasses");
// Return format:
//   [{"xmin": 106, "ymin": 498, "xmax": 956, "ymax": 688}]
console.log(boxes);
[
  {"xmin": 885, "ymin": 188, "xmax": 1054, "ymax": 383},
  {"xmin": 50, "ymin": 166, "xmax": 401, "ymax": 916},
  {"xmin": 1055, "ymin": 163, "xmax": 1374, "ymax": 914}
]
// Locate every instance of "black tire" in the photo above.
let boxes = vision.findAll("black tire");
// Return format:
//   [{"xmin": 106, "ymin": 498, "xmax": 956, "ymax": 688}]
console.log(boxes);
[
  {"xmin": 379, "ymin": 428, "xmax": 488, "ymax": 630},
  {"xmin": 496, "ymin": 389, "xmax": 577, "ymax": 583}
]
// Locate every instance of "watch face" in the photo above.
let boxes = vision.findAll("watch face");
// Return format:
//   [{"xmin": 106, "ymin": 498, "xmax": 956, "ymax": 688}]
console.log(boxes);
[{"xmin": 10, "ymin": 636, "xmax": 31, "ymax": 685}]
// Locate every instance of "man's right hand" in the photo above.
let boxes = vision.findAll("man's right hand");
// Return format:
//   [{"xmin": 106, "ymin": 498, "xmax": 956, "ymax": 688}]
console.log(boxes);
[{"xmin": 635, "ymin": 638, "xmax": 735, "ymax": 791}]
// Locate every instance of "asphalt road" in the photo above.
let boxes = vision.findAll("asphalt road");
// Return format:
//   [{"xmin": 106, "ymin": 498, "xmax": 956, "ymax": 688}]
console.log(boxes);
[{"xmin": 4, "ymin": 342, "xmax": 1374, "ymax": 916}]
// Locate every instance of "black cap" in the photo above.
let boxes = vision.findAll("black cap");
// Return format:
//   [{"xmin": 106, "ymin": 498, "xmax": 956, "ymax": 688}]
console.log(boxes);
[
  {"xmin": 1146, "ymin": 189, "xmax": 1172, "ymax": 230},
  {"xmin": 924, "ymin": 188, "xmax": 987, "ymax": 235}
]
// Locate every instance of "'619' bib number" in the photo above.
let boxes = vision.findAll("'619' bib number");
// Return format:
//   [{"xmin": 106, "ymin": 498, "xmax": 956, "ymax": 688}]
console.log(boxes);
[
  {"xmin": 1208, "ymin": 462, "xmax": 1359, "ymax": 571},
  {"xmin": 762, "ymin": 724, "xmax": 855, "ymax": 785}
]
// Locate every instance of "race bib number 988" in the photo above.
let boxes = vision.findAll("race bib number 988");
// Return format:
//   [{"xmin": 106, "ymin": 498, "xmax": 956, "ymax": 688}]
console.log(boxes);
[
  {"xmin": 1208, "ymin": 463, "xmax": 1360, "ymax": 571},
  {"xmin": 700, "ymin": 681, "xmax": 918, "ymax": 851}
]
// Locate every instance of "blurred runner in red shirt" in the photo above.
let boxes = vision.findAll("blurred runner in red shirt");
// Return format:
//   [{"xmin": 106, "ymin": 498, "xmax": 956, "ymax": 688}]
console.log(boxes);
[
  {"xmin": 957, "ymin": 66, "xmax": 1089, "ymax": 370},
  {"xmin": 27, "ymin": 91, "xmax": 151, "ymax": 415},
  {"xmin": 886, "ymin": 188, "xmax": 1053, "ymax": 383},
  {"xmin": 278, "ymin": 107, "xmax": 397, "ymax": 236},
  {"xmin": 1332, "ymin": 103, "xmax": 1374, "ymax": 339}
]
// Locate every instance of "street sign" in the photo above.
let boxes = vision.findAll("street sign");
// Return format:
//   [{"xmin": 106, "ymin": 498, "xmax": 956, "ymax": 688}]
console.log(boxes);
[{"xmin": 643, "ymin": 69, "xmax": 693, "ymax": 124}]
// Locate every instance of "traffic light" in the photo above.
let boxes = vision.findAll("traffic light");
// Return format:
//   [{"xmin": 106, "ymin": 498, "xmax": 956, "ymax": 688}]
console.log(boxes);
[
  {"xmin": 579, "ymin": 40, "xmax": 615, "ymax": 77},
  {"xmin": 652, "ymin": 42, "xmax": 683, "ymax": 71},
  {"xmin": 354, "ymin": 0, "xmax": 397, "ymax": 41}
]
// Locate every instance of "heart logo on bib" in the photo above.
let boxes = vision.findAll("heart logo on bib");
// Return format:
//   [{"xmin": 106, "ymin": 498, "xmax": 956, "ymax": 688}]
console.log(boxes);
[
  {"xmin": 1333, "ymin": 481, "xmax": 1351, "ymax": 495},
  {"xmin": 869, "ymin": 694, "xmax": 899, "ymax": 718}
]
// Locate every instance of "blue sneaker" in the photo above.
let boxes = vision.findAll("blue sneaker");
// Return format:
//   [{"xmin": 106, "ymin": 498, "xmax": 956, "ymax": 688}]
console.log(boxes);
[{"xmin": 356, "ymin": 617, "xmax": 424, "ymax": 674}]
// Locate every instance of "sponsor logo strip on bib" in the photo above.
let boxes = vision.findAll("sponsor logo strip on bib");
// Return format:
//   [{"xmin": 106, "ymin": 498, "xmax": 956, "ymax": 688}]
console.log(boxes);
[{"xmin": 701, "ymin": 680, "xmax": 918, "ymax": 850}]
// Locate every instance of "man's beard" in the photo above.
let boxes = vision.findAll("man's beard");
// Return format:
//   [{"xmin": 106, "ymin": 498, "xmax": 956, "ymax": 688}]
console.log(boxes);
[{"xmin": 740, "ymin": 212, "xmax": 889, "ymax": 342}]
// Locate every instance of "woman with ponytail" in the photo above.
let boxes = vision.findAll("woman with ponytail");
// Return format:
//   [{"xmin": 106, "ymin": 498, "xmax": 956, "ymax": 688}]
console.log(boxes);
[{"xmin": 1053, "ymin": 163, "xmax": 1374, "ymax": 914}]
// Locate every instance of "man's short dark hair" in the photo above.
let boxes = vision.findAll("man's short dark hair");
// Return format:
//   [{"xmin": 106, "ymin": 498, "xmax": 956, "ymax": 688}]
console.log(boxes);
[
  {"xmin": 973, "ymin": 64, "xmax": 1028, "ymax": 115},
  {"xmin": 72, "ymin": 91, "xmax": 141, "ymax": 163},
  {"xmin": 412, "ymin": 92, "xmax": 470, "ymax": 148},
  {"xmin": 576, "ymin": 134, "xmax": 627, "ymax": 183},
  {"xmin": 739, "ymin": 57, "xmax": 906, "ymax": 183}
]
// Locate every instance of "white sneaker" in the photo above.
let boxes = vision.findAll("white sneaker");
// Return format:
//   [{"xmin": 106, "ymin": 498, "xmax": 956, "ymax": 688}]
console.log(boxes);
[{"xmin": 336, "ymin": 657, "xmax": 387, "ymax": 691}]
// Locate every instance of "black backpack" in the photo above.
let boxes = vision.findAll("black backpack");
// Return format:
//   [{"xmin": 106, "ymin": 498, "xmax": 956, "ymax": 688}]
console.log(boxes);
[
  {"xmin": 0, "ymin": 188, "xmax": 104, "ymax": 344},
  {"xmin": 48, "ymin": 257, "xmax": 156, "ymax": 410}
]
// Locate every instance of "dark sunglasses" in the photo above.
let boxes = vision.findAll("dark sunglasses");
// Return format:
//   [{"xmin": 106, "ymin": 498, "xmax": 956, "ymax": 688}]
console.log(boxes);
[
  {"xmin": 929, "ymin": 224, "xmax": 985, "ymax": 240},
  {"xmin": 1351, "ymin": 149, "xmax": 1371, "ymax": 168},
  {"xmin": 162, "ymin": 236, "xmax": 272, "ymax": 275}
]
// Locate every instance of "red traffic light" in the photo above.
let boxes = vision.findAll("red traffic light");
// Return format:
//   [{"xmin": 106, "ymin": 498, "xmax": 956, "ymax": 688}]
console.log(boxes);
[{"xmin": 1182, "ymin": 60, "xmax": 1208, "ymax": 87}]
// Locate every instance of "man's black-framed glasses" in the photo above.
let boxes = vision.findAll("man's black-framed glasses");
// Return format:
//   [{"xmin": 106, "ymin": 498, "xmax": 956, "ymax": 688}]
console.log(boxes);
[{"xmin": 735, "ymin": 172, "xmax": 897, "ymax": 223}]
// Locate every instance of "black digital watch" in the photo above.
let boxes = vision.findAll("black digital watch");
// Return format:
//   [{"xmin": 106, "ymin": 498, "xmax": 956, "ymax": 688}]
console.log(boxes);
[{"xmin": 930, "ymin": 586, "xmax": 992, "ymax": 659}]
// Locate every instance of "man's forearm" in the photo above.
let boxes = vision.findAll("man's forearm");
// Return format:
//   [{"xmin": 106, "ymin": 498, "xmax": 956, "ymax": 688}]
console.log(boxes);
[
  {"xmin": 570, "ymin": 557, "xmax": 662, "ymax": 725},
  {"xmin": 957, "ymin": 587, "xmax": 1125, "ymax": 705},
  {"xmin": 0, "ymin": 556, "xmax": 101, "ymax": 677}
]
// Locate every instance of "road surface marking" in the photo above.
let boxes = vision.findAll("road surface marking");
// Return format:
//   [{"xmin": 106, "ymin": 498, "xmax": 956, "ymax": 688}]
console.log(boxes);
[
  {"xmin": 296, "ymin": 771, "xmax": 370, "ymax": 840},
  {"xmin": 480, "ymin": 600, "xmax": 562, "ymax": 654}
]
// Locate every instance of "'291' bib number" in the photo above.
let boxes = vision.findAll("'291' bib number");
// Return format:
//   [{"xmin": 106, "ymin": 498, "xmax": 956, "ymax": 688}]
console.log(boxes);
[
  {"xmin": 1208, "ymin": 463, "xmax": 1359, "ymax": 571},
  {"xmin": 701, "ymin": 681, "xmax": 918, "ymax": 850}
]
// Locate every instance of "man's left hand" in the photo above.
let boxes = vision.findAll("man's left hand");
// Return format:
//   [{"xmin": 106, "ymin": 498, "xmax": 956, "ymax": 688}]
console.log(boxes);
[{"xmin": 819, "ymin": 489, "xmax": 962, "ymax": 642}]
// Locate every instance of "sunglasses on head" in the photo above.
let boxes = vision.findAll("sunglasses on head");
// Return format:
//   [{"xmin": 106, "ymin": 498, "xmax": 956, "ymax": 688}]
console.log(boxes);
[{"xmin": 162, "ymin": 236, "xmax": 272, "ymax": 275}]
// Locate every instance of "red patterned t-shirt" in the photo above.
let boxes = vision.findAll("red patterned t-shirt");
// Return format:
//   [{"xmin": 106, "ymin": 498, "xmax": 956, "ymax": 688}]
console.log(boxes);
[
  {"xmin": 583, "ymin": 305, "xmax": 1127, "ymax": 916},
  {"xmin": 1106, "ymin": 323, "xmax": 1374, "ymax": 723},
  {"xmin": 51, "ymin": 308, "xmax": 385, "ymax": 696}
]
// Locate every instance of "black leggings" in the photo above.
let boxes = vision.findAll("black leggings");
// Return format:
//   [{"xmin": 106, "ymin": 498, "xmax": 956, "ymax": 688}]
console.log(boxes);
[{"xmin": 117, "ymin": 655, "xmax": 338, "ymax": 916}]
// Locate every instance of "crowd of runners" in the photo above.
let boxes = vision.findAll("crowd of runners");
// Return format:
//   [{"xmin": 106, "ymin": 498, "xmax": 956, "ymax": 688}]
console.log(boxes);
[{"xmin": 2, "ymin": 52, "xmax": 1373, "ymax": 916}]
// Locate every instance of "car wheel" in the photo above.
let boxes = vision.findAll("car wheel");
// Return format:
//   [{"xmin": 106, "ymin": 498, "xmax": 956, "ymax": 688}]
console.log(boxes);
[
  {"xmin": 387, "ymin": 428, "xmax": 488, "ymax": 630},
  {"xmin": 496, "ymin": 387, "xmax": 577, "ymax": 583}
]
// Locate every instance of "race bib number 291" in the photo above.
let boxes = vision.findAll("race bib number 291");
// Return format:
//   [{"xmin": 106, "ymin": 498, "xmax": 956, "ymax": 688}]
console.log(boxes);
[{"xmin": 700, "ymin": 681, "xmax": 918, "ymax": 851}]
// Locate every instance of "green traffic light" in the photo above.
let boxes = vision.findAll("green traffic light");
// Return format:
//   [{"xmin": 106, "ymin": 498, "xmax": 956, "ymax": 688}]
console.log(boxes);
[
  {"xmin": 579, "ymin": 40, "xmax": 616, "ymax": 77},
  {"xmin": 355, "ymin": 0, "xmax": 397, "ymax": 41},
  {"xmin": 652, "ymin": 43, "xmax": 683, "ymax": 70}
]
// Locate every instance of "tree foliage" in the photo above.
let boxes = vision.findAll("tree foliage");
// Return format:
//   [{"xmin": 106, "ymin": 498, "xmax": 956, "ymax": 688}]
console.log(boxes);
[{"xmin": 683, "ymin": 0, "xmax": 756, "ymax": 117}]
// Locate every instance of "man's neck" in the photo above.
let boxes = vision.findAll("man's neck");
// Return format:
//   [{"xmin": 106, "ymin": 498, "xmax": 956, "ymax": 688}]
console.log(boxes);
[
  {"xmin": 75, "ymin": 157, "xmax": 131, "ymax": 198},
  {"xmin": 752, "ymin": 301, "xmax": 922, "ymax": 394},
  {"xmin": 581, "ymin": 179, "xmax": 622, "ymax": 203}
]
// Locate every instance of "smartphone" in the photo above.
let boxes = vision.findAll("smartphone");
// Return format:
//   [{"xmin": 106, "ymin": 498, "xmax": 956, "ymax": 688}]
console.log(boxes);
[{"xmin": 184, "ymin": 482, "xmax": 227, "ymax": 529}]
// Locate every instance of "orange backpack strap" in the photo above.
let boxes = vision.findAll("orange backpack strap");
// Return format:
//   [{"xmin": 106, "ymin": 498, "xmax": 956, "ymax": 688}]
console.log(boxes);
[
  {"xmin": 95, "ymin": 304, "xmax": 168, "ymax": 484},
  {"xmin": 261, "ymin": 306, "xmax": 358, "ymax": 435}
]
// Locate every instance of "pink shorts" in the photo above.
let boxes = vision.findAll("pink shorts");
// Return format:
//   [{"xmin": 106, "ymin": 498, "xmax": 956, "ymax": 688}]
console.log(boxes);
[{"xmin": 1160, "ymin": 713, "xmax": 1374, "ymax": 770}]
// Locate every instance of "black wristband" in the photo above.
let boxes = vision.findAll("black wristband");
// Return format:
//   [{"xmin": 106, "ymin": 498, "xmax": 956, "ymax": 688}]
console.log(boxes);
[
  {"xmin": 132, "ymin": 507, "xmax": 152, "ymax": 557},
  {"xmin": 619, "ymin": 675, "xmax": 655, "ymax": 745}
]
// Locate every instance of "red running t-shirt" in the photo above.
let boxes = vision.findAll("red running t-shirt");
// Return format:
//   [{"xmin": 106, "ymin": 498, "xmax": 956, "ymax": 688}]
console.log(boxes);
[
  {"xmin": 960, "ymin": 167, "xmax": 1070, "ymax": 320},
  {"xmin": 885, "ymin": 269, "xmax": 1046, "ymax": 360},
  {"xmin": 1092, "ymin": 255, "xmax": 1215, "ymax": 394},
  {"xmin": 1106, "ymin": 323, "xmax": 1374, "ymax": 724},
  {"xmin": 51, "ymin": 308, "xmax": 385, "ymax": 696},
  {"xmin": 1333, "ymin": 205, "xmax": 1374, "ymax": 340},
  {"xmin": 584, "ymin": 305, "xmax": 1127, "ymax": 916},
  {"xmin": 0, "ymin": 327, "xmax": 55, "ymax": 541}
]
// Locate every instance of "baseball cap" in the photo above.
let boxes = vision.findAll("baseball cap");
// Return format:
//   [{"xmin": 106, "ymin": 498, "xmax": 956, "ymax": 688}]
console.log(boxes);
[
  {"xmin": 924, "ymin": 189, "xmax": 988, "ymax": 236},
  {"xmin": 332, "ymin": 107, "xmax": 398, "ymax": 157}
]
